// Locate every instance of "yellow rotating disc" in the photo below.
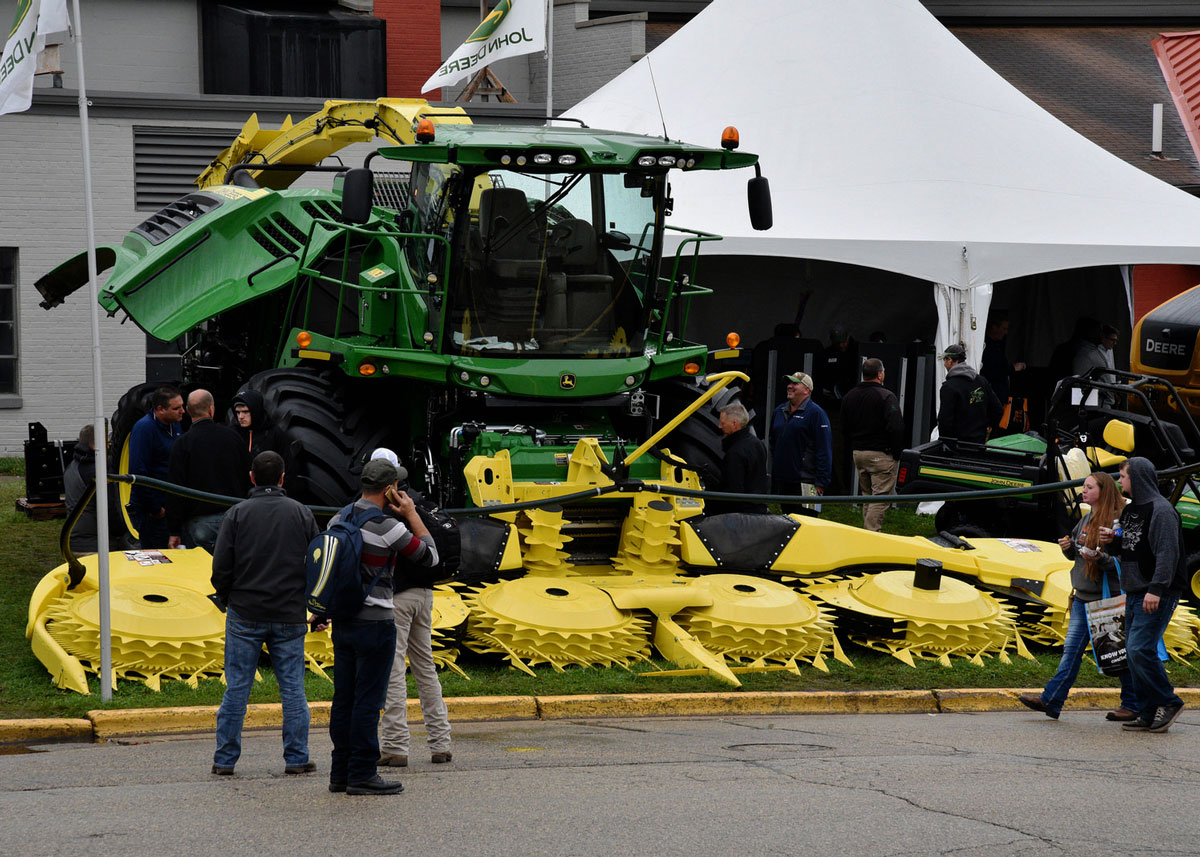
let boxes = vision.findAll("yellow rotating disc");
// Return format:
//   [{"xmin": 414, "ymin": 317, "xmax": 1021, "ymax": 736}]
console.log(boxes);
[
  {"xmin": 44, "ymin": 580, "xmax": 226, "ymax": 690},
  {"xmin": 674, "ymin": 574, "xmax": 842, "ymax": 668},
  {"xmin": 807, "ymin": 568, "xmax": 1030, "ymax": 666},
  {"xmin": 464, "ymin": 576, "xmax": 650, "ymax": 673}
]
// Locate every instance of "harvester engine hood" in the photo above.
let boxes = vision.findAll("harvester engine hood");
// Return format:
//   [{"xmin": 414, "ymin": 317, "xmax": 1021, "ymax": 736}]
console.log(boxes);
[{"xmin": 39, "ymin": 185, "xmax": 352, "ymax": 342}]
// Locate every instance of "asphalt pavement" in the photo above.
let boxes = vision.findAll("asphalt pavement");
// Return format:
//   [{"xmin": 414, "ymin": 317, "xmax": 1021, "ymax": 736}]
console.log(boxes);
[{"xmin": 2, "ymin": 708, "xmax": 1197, "ymax": 857}]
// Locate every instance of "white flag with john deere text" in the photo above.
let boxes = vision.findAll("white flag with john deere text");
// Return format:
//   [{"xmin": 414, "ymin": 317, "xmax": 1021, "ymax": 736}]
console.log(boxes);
[
  {"xmin": 0, "ymin": 0, "xmax": 69, "ymax": 115},
  {"xmin": 422, "ymin": 0, "xmax": 545, "ymax": 94}
]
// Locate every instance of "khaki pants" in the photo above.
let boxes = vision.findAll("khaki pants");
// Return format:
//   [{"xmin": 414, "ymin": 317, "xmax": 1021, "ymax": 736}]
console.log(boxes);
[
  {"xmin": 379, "ymin": 588, "xmax": 451, "ymax": 755},
  {"xmin": 853, "ymin": 449, "xmax": 897, "ymax": 532}
]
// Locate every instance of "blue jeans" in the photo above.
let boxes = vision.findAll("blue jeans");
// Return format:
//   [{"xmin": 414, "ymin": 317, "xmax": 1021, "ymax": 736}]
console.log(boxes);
[
  {"xmin": 1042, "ymin": 597, "xmax": 1140, "ymax": 715},
  {"xmin": 214, "ymin": 608, "xmax": 311, "ymax": 769},
  {"xmin": 1125, "ymin": 591, "xmax": 1182, "ymax": 717},
  {"xmin": 131, "ymin": 508, "xmax": 170, "ymax": 549},
  {"xmin": 186, "ymin": 512, "xmax": 225, "ymax": 553},
  {"xmin": 329, "ymin": 619, "xmax": 396, "ymax": 785}
]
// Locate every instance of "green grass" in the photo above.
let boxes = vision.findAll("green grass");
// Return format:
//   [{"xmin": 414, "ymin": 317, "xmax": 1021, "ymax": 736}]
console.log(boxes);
[
  {"xmin": 0, "ymin": 457, "xmax": 24, "ymax": 477},
  {"xmin": 0, "ymin": 475, "xmax": 1187, "ymax": 719}
]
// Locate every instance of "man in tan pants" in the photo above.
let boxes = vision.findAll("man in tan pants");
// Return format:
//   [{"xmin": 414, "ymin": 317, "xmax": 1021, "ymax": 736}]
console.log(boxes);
[
  {"xmin": 378, "ymin": 586, "xmax": 452, "ymax": 766},
  {"xmin": 841, "ymin": 358, "xmax": 905, "ymax": 532},
  {"xmin": 373, "ymin": 449, "xmax": 451, "ymax": 767}
]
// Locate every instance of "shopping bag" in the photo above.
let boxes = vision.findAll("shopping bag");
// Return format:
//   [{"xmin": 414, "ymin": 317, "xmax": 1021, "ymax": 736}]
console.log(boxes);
[{"xmin": 1085, "ymin": 594, "xmax": 1128, "ymax": 676}]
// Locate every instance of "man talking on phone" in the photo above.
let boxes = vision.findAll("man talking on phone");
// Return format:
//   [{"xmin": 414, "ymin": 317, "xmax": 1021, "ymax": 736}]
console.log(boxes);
[{"xmin": 323, "ymin": 458, "xmax": 437, "ymax": 796}]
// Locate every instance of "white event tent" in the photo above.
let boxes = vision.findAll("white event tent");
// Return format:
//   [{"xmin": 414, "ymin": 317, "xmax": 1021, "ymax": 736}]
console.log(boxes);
[{"xmin": 564, "ymin": 0, "xmax": 1200, "ymax": 363}]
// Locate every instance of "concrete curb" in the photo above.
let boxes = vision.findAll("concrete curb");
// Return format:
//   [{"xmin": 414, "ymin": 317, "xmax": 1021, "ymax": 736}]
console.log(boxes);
[{"xmin": 0, "ymin": 687, "xmax": 1144, "ymax": 744}]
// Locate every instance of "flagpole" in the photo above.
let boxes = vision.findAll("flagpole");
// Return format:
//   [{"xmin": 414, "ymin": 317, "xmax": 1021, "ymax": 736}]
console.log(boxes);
[
  {"xmin": 545, "ymin": 0, "xmax": 553, "ymax": 121},
  {"xmin": 69, "ymin": 0, "xmax": 112, "ymax": 701}
]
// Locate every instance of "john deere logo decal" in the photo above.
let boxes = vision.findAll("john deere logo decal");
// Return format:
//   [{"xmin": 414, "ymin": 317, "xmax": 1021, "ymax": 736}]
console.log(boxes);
[
  {"xmin": 466, "ymin": 0, "xmax": 511, "ymax": 43},
  {"xmin": 560, "ymin": 373, "xmax": 576, "ymax": 390},
  {"xmin": 8, "ymin": 0, "xmax": 32, "ymax": 40}
]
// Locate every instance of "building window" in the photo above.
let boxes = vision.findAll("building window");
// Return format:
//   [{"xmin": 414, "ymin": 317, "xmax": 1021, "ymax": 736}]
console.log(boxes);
[
  {"xmin": 0, "ymin": 248, "xmax": 17, "ymax": 396},
  {"xmin": 133, "ymin": 126, "xmax": 242, "ymax": 211}
]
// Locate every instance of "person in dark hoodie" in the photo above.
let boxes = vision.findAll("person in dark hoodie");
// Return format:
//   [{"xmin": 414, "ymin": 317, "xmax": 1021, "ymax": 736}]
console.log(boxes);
[
  {"xmin": 937, "ymin": 343, "xmax": 1002, "ymax": 445},
  {"xmin": 62, "ymin": 424, "xmax": 119, "ymax": 555},
  {"xmin": 229, "ymin": 390, "xmax": 283, "ymax": 461},
  {"xmin": 1115, "ymin": 457, "xmax": 1187, "ymax": 733}
]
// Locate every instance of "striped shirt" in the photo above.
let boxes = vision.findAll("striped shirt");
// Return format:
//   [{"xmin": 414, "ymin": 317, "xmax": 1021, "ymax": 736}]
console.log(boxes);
[{"xmin": 332, "ymin": 499, "xmax": 438, "ymax": 619}]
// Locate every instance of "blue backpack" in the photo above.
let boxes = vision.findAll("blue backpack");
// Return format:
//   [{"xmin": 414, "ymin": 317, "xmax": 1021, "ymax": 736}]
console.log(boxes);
[{"xmin": 306, "ymin": 503, "xmax": 391, "ymax": 619}]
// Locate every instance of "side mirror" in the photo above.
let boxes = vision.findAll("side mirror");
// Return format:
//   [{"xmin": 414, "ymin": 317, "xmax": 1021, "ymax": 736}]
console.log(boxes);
[
  {"xmin": 748, "ymin": 173, "xmax": 772, "ymax": 231},
  {"xmin": 341, "ymin": 168, "xmax": 374, "ymax": 224}
]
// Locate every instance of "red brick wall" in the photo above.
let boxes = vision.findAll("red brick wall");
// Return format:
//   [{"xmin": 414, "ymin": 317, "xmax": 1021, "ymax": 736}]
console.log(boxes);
[
  {"xmin": 374, "ymin": 0, "xmax": 442, "ymax": 99},
  {"xmin": 1132, "ymin": 264, "xmax": 1200, "ymax": 321}
]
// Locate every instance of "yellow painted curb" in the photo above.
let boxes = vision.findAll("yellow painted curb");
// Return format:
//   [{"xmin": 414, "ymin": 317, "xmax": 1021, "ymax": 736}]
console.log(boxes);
[
  {"xmin": 0, "ymin": 718, "xmax": 92, "ymax": 744},
  {"xmin": 535, "ymin": 690, "xmax": 937, "ymax": 720},
  {"xmin": 1059, "ymin": 688, "xmax": 1123, "ymax": 710},
  {"xmin": 445, "ymin": 695, "xmax": 538, "ymax": 721},
  {"xmin": 90, "ymin": 706, "xmax": 218, "ymax": 739},
  {"xmin": 936, "ymin": 689, "xmax": 1033, "ymax": 712}
]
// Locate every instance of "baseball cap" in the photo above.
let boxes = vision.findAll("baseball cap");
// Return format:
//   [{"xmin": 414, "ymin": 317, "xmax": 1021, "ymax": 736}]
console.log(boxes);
[
  {"xmin": 784, "ymin": 371, "xmax": 814, "ymax": 389},
  {"xmin": 370, "ymin": 447, "xmax": 409, "ymax": 482},
  {"xmin": 370, "ymin": 447, "xmax": 399, "ymax": 467},
  {"xmin": 361, "ymin": 458, "xmax": 398, "ymax": 490},
  {"xmin": 939, "ymin": 343, "xmax": 966, "ymax": 361}
]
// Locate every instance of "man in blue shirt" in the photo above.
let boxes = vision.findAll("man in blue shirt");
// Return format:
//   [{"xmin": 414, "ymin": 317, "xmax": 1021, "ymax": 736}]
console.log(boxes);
[
  {"xmin": 127, "ymin": 386, "xmax": 184, "ymax": 548},
  {"xmin": 770, "ymin": 371, "xmax": 832, "ymax": 516}
]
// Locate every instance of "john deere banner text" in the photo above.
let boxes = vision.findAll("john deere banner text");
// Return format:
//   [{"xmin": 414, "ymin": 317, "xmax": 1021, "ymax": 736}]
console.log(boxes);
[
  {"xmin": 0, "ymin": 0, "xmax": 68, "ymax": 115},
  {"xmin": 422, "ymin": 0, "xmax": 545, "ymax": 94}
]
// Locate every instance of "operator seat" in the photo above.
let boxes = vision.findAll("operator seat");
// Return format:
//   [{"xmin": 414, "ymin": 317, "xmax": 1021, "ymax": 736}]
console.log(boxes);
[
  {"xmin": 478, "ymin": 187, "xmax": 547, "ymax": 338},
  {"xmin": 479, "ymin": 187, "xmax": 546, "ymax": 277},
  {"xmin": 552, "ymin": 218, "xmax": 616, "ymax": 335}
]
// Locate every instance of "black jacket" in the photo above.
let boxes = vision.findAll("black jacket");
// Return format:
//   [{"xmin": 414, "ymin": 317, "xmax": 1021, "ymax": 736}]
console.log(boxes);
[
  {"xmin": 937, "ymin": 364, "xmax": 1002, "ymax": 444},
  {"xmin": 841, "ymin": 380, "xmax": 904, "ymax": 456},
  {"xmin": 166, "ymin": 418, "xmax": 252, "ymax": 535},
  {"xmin": 211, "ymin": 485, "xmax": 320, "ymax": 623},
  {"xmin": 709, "ymin": 427, "xmax": 768, "ymax": 514}
]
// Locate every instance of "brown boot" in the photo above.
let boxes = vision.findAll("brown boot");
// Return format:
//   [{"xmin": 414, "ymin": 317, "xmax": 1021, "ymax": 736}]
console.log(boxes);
[
  {"xmin": 378, "ymin": 753, "xmax": 408, "ymax": 767},
  {"xmin": 431, "ymin": 751, "xmax": 453, "ymax": 764}
]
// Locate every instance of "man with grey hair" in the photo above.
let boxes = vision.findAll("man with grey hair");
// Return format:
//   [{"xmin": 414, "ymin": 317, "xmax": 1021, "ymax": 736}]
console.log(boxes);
[
  {"xmin": 708, "ymin": 401, "xmax": 768, "ymax": 514},
  {"xmin": 842, "ymin": 358, "xmax": 904, "ymax": 531}
]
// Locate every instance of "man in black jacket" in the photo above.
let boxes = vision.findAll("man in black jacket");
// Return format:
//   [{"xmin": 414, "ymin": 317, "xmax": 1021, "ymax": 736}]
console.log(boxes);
[
  {"xmin": 167, "ymin": 389, "xmax": 251, "ymax": 552},
  {"xmin": 210, "ymin": 451, "xmax": 320, "ymax": 775},
  {"xmin": 706, "ymin": 402, "xmax": 768, "ymax": 515},
  {"xmin": 937, "ymin": 344, "xmax": 1002, "ymax": 445},
  {"xmin": 841, "ymin": 358, "xmax": 905, "ymax": 531}
]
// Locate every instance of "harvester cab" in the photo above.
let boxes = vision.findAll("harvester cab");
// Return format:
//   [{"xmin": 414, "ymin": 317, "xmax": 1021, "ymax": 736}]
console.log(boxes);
[{"xmin": 35, "ymin": 100, "xmax": 772, "ymax": 512}]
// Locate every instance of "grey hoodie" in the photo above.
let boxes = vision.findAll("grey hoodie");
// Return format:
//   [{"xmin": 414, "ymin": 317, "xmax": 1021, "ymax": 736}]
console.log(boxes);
[{"xmin": 1116, "ymin": 457, "xmax": 1186, "ymax": 597}]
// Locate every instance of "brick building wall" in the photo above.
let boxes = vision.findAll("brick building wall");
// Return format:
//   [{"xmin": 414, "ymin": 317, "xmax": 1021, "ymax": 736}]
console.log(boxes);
[{"xmin": 374, "ymin": 0, "xmax": 444, "ymax": 98}]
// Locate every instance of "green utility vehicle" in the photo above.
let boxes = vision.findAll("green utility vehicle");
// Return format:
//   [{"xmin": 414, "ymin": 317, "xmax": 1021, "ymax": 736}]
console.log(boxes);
[
  {"xmin": 36, "ymin": 100, "xmax": 772, "ymax": 513},
  {"xmin": 895, "ymin": 368, "xmax": 1200, "ymax": 599}
]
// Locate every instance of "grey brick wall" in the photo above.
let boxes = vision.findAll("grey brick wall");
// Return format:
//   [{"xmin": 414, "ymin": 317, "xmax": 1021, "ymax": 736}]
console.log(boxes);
[
  {"xmin": 36, "ymin": 0, "xmax": 202, "ymax": 96},
  {"xmin": 0, "ymin": 112, "xmax": 151, "ymax": 452}
]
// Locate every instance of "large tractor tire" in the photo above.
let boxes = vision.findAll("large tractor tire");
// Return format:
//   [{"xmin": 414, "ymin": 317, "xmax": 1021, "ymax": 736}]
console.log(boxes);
[
  {"xmin": 647, "ymin": 377, "xmax": 750, "ymax": 488},
  {"xmin": 239, "ymin": 368, "xmax": 398, "ymax": 509}
]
